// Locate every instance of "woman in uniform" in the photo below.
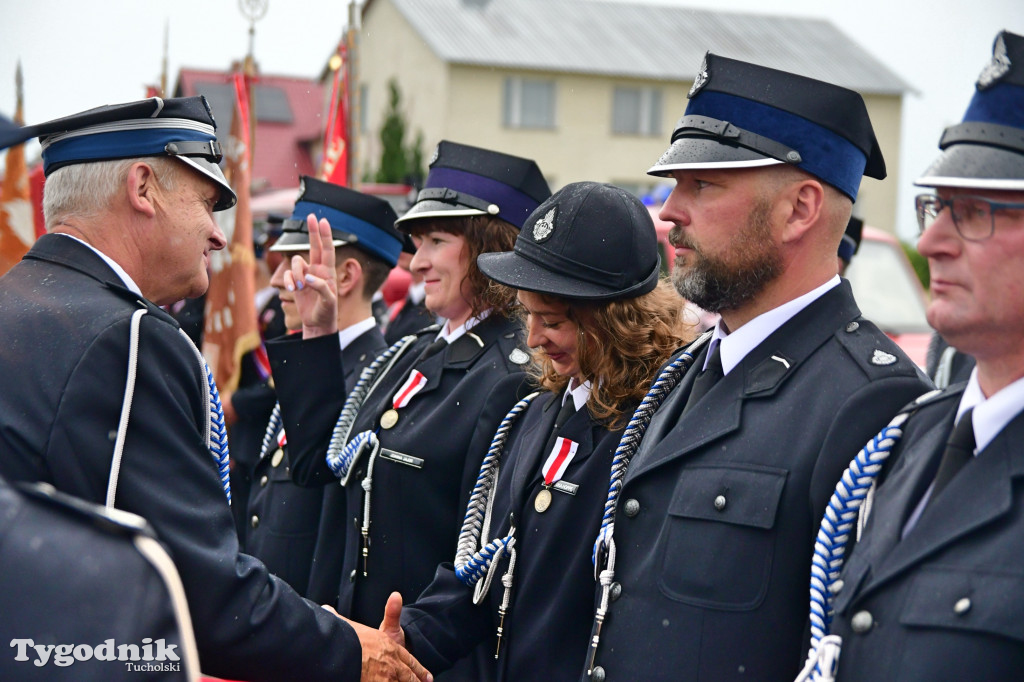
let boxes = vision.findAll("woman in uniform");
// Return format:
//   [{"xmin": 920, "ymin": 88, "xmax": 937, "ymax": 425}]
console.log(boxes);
[
  {"xmin": 267, "ymin": 141, "xmax": 552, "ymax": 639},
  {"xmin": 382, "ymin": 181, "xmax": 693, "ymax": 680}
]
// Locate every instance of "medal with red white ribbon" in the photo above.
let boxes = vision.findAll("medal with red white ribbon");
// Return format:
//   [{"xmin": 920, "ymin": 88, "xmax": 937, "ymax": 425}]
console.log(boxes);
[
  {"xmin": 270, "ymin": 428, "xmax": 287, "ymax": 467},
  {"xmin": 535, "ymin": 436, "xmax": 579, "ymax": 513},
  {"xmin": 381, "ymin": 369, "xmax": 428, "ymax": 429}
]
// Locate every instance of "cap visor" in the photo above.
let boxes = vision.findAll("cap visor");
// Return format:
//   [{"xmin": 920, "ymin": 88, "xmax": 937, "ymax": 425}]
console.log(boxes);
[
  {"xmin": 647, "ymin": 138, "xmax": 782, "ymax": 177},
  {"xmin": 478, "ymin": 251, "xmax": 658, "ymax": 301},
  {"xmin": 915, "ymin": 143, "xmax": 1024, "ymax": 191},
  {"xmin": 395, "ymin": 199, "xmax": 485, "ymax": 229},
  {"xmin": 269, "ymin": 230, "xmax": 352, "ymax": 253},
  {"xmin": 175, "ymin": 156, "xmax": 237, "ymax": 210}
]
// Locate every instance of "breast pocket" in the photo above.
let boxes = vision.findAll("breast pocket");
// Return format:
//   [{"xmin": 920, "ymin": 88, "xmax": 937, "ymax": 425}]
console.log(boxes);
[
  {"xmin": 900, "ymin": 566, "xmax": 1024, "ymax": 643},
  {"xmin": 658, "ymin": 463, "xmax": 787, "ymax": 610}
]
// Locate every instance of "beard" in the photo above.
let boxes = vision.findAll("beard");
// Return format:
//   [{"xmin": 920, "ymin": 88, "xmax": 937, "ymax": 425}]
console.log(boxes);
[{"xmin": 670, "ymin": 196, "xmax": 783, "ymax": 313}]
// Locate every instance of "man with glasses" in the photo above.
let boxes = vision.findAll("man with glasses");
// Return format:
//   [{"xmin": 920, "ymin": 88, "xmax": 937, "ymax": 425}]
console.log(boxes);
[{"xmin": 825, "ymin": 30, "xmax": 1024, "ymax": 679}]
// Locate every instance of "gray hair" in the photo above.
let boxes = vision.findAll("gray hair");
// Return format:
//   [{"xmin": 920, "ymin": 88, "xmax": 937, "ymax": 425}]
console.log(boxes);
[{"xmin": 43, "ymin": 157, "xmax": 182, "ymax": 230}]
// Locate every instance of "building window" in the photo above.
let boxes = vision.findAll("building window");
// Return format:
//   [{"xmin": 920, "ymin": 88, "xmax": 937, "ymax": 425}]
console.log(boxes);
[
  {"xmin": 503, "ymin": 77, "xmax": 556, "ymax": 129},
  {"xmin": 612, "ymin": 86, "xmax": 662, "ymax": 136}
]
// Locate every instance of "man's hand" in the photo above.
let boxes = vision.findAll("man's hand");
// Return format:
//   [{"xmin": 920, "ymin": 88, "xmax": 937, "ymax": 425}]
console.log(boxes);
[
  {"xmin": 283, "ymin": 214, "xmax": 338, "ymax": 339},
  {"xmin": 322, "ymin": 602, "xmax": 431, "ymax": 681},
  {"xmin": 379, "ymin": 591, "xmax": 406, "ymax": 649}
]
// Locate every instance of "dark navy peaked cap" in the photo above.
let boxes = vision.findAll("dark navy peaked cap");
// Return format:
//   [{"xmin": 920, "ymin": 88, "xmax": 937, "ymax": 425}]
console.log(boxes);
[
  {"xmin": 838, "ymin": 215, "xmax": 864, "ymax": 264},
  {"xmin": 396, "ymin": 140, "xmax": 551, "ymax": 230},
  {"xmin": 478, "ymin": 181, "xmax": 659, "ymax": 301},
  {"xmin": 20, "ymin": 96, "xmax": 236, "ymax": 210},
  {"xmin": 272, "ymin": 176, "xmax": 402, "ymax": 267},
  {"xmin": 917, "ymin": 30, "xmax": 1024, "ymax": 191},
  {"xmin": 0, "ymin": 113, "xmax": 23, "ymax": 150},
  {"xmin": 649, "ymin": 53, "xmax": 886, "ymax": 201}
]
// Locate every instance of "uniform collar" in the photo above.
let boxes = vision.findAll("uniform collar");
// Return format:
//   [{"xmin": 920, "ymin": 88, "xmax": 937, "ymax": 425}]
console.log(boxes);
[
  {"xmin": 711, "ymin": 275, "xmax": 841, "ymax": 374},
  {"xmin": 56, "ymin": 233, "xmax": 142, "ymax": 296},
  {"xmin": 337, "ymin": 317, "xmax": 378, "ymax": 351},
  {"xmin": 960, "ymin": 369, "xmax": 1024, "ymax": 455}
]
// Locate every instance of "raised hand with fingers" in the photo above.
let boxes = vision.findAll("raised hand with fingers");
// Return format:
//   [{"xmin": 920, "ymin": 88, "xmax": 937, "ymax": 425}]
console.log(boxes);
[{"xmin": 284, "ymin": 214, "xmax": 339, "ymax": 338}]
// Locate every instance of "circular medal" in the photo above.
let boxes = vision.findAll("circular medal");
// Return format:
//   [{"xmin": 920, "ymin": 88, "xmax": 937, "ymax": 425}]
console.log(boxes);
[
  {"xmin": 380, "ymin": 409, "xmax": 399, "ymax": 430},
  {"xmin": 271, "ymin": 448, "xmax": 284, "ymax": 468},
  {"xmin": 534, "ymin": 488, "xmax": 552, "ymax": 513}
]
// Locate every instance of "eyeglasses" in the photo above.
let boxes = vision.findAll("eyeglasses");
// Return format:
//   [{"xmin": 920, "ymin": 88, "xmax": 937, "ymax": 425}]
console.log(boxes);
[{"xmin": 916, "ymin": 193, "xmax": 1024, "ymax": 241}]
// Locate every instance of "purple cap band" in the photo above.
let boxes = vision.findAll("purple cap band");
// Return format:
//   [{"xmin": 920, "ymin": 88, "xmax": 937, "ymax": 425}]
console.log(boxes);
[{"xmin": 425, "ymin": 167, "xmax": 542, "ymax": 229}]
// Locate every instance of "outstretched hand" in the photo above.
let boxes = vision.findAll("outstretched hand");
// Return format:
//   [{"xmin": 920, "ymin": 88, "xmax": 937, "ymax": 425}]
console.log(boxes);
[
  {"xmin": 322, "ymin": 602, "xmax": 430, "ymax": 682},
  {"xmin": 283, "ymin": 214, "xmax": 338, "ymax": 338}
]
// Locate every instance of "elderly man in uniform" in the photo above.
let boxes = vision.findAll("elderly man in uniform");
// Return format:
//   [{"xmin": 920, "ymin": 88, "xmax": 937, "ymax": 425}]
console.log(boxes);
[
  {"xmin": 822, "ymin": 30, "xmax": 1024, "ymax": 679},
  {"xmin": 583, "ymin": 54, "xmax": 931, "ymax": 681},
  {"xmin": 0, "ymin": 97, "xmax": 430, "ymax": 682},
  {"xmin": 247, "ymin": 177, "xmax": 399, "ymax": 602}
]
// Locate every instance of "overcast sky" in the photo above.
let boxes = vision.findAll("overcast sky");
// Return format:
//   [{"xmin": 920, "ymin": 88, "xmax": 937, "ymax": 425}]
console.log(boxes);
[{"xmin": 1, "ymin": 0, "xmax": 1021, "ymax": 239}]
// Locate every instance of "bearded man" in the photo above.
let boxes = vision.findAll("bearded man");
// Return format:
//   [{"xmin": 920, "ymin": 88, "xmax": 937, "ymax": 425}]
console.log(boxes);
[{"xmin": 582, "ymin": 53, "xmax": 931, "ymax": 681}]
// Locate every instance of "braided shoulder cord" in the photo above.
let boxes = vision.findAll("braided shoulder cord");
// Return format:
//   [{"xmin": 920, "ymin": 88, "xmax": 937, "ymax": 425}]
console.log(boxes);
[
  {"xmin": 258, "ymin": 402, "xmax": 283, "ymax": 463},
  {"xmin": 799, "ymin": 389, "xmax": 941, "ymax": 682},
  {"xmin": 325, "ymin": 335, "xmax": 419, "ymax": 485},
  {"xmin": 178, "ymin": 328, "xmax": 232, "ymax": 504},
  {"xmin": 453, "ymin": 392, "xmax": 540, "ymax": 596},
  {"xmin": 585, "ymin": 332, "xmax": 709, "ymax": 676}
]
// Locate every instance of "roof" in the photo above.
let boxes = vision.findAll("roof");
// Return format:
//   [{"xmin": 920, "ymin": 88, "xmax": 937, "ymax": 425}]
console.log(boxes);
[
  {"xmin": 372, "ymin": 0, "xmax": 911, "ymax": 95},
  {"xmin": 175, "ymin": 69, "xmax": 326, "ymax": 191}
]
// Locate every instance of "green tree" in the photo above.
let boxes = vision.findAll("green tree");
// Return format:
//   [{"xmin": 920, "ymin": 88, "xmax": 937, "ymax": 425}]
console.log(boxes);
[{"xmin": 374, "ymin": 79, "xmax": 426, "ymax": 185}]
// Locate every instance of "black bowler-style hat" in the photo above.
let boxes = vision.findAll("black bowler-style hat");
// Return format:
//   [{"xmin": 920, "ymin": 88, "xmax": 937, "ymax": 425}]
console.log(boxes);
[
  {"xmin": 396, "ymin": 140, "xmax": 551, "ymax": 230},
  {"xmin": 917, "ymin": 30, "xmax": 1024, "ymax": 191},
  {"xmin": 648, "ymin": 52, "xmax": 886, "ymax": 202},
  {"xmin": 10, "ymin": 96, "xmax": 236, "ymax": 210},
  {"xmin": 271, "ymin": 176, "xmax": 403, "ymax": 267},
  {"xmin": 478, "ymin": 181, "xmax": 660, "ymax": 301}
]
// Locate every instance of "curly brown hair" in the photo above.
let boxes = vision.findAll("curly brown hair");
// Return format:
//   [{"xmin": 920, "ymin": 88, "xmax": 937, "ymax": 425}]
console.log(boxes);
[
  {"xmin": 525, "ymin": 280, "xmax": 694, "ymax": 428},
  {"xmin": 406, "ymin": 215, "xmax": 520, "ymax": 320}
]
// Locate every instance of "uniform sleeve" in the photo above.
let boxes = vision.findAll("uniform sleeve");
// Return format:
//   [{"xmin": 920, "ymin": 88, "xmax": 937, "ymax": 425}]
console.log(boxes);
[
  {"xmin": 401, "ymin": 562, "xmax": 493, "ymax": 674},
  {"xmin": 48, "ymin": 316, "xmax": 362, "ymax": 682},
  {"xmin": 266, "ymin": 333, "xmax": 348, "ymax": 486}
]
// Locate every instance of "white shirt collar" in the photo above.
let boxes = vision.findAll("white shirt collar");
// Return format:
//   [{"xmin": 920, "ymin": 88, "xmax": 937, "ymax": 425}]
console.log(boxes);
[
  {"xmin": 957, "ymin": 369, "xmax": 1024, "ymax": 455},
  {"xmin": 407, "ymin": 281, "xmax": 426, "ymax": 305},
  {"xmin": 708, "ymin": 276, "xmax": 841, "ymax": 374},
  {"xmin": 58, "ymin": 233, "xmax": 142, "ymax": 297},
  {"xmin": 337, "ymin": 317, "xmax": 378, "ymax": 351},
  {"xmin": 438, "ymin": 309, "xmax": 491, "ymax": 344},
  {"xmin": 562, "ymin": 378, "xmax": 593, "ymax": 412}
]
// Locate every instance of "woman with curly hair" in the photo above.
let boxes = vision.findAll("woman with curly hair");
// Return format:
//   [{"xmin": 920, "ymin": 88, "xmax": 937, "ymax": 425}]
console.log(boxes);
[
  {"xmin": 380, "ymin": 181, "xmax": 693, "ymax": 681},
  {"xmin": 268, "ymin": 141, "xmax": 552, "ymax": 642}
]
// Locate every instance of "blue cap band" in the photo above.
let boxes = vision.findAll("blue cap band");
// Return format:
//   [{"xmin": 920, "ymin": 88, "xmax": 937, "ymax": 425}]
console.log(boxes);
[
  {"xmin": 963, "ymin": 81, "xmax": 1024, "ymax": 129},
  {"xmin": 292, "ymin": 200, "xmax": 402, "ymax": 266},
  {"xmin": 686, "ymin": 91, "xmax": 869, "ymax": 200},
  {"xmin": 426, "ymin": 167, "xmax": 543, "ymax": 229},
  {"xmin": 42, "ymin": 127, "xmax": 216, "ymax": 175}
]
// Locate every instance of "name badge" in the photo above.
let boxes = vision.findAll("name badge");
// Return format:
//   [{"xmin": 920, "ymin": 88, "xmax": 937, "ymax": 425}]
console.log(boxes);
[
  {"xmin": 553, "ymin": 480, "xmax": 578, "ymax": 496},
  {"xmin": 380, "ymin": 448, "xmax": 424, "ymax": 469}
]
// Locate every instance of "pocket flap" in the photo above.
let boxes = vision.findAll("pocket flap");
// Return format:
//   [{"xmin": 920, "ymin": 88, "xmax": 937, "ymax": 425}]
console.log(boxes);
[
  {"xmin": 667, "ymin": 464, "xmax": 787, "ymax": 529},
  {"xmin": 901, "ymin": 566, "xmax": 1024, "ymax": 643}
]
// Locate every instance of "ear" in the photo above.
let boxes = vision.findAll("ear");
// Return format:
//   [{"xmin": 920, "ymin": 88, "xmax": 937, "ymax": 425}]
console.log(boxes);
[
  {"xmin": 779, "ymin": 178, "xmax": 825, "ymax": 244},
  {"xmin": 125, "ymin": 162, "xmax": 159, "ymax": 219},
  {"xmin": 335, "ymin": 257, "xmax": 363, "ymax": 298}
]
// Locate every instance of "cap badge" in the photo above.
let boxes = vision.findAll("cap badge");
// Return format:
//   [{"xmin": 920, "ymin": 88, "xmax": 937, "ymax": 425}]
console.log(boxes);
[
  {"xmin": 532, "ymin": 207, "xmax": 556, "ymax": 242},
  {"xmin": 509, "ymin": 348, "xmax": 530, "ymax": 365},
  {"xmin": 977, "ymin": 33, "xmax": 1011, "ymax": 90},
  {"xmin": 688, "ymin": 56, "xmax": 709, "ymax": 98},
  {"xmin": 870, "ymin": 349, "xmax": 897, "ymax": 366}
]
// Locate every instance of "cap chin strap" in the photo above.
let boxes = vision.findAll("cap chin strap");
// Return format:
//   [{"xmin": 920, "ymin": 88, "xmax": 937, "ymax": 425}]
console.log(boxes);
[
  {"xmin": 671, "ymin": 115, "xmax": 803, "ymax": 164},
  {"xmin": 415, "ymin": 187, "xmax": 500, "ymax": 215},
  {"xmin": 939, "ymin": 121, "xmax": 1024, "ymax": 154}
]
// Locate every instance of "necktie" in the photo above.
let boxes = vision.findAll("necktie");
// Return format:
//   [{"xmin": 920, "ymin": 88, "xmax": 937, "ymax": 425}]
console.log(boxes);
[
  {"xmin": 540, "ymin": 394, "xmax": 579, "ymax": 462},
  {"xmin": 682, "ymin": 342, "xmax": 723, "ymax": 415},
  {"xmin": 925, "ymin": 407, "xmax": 976, "ymax": 508},
  {"xmin": 420, "ymin": 336, "xmax": 448, "ymax": 361}
]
